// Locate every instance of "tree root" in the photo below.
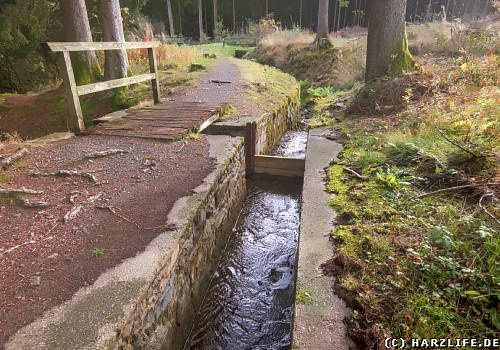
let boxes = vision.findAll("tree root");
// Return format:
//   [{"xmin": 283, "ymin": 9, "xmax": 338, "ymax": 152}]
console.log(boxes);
[
  {"xmin": 64, "ymin": 205, "xmax": 82, "ymax": 223},
  {"xmin": 1, "ymin": 235, "xmax": 54, "ymax": 256},
  {"xmin": 83, "ymin": 149, "xmax": 129, "ymax": 159},
  {"xmin": 1, "ymin": 147, "xmax": 28, "ymax": 169},
  {"xmin": 20, "ymin": 198, "xmax": 50, "ymax": 209},
  {"xmin": 0, "ymin": 188, "xmax": 43, "ymax": 195},
  {"xmin": 32, "ymin": 170, "xmax": 98, "ymax": 184},
  {"xmin": 97, "ymin": 205, "xmax": 177, "ymax": 231}
]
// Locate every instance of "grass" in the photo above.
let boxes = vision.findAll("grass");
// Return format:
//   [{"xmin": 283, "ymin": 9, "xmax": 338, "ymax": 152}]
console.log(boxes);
[
  {"xmin": 323, "ymin": 54, "xmax": 499, "ymax": 346},
  {"xmin": 254, "ymin": 20, "xmax": 500, "ymax": 347},
  {"xmin": 198, "ymin": 43, "xmax": 256, "ymax": 57},
  {"xmin": 91, "ymin": 248, "xmax": 106, "ymax": 257}
]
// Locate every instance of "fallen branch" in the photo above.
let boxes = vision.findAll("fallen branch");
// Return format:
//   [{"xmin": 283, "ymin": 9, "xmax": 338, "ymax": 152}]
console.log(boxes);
[
  {"xmin": 435, "ymin": 122, "xmax": 482, "ymax": 159},
  {"xmin": 97, "ymin": 205, "xmax": 140, "ymax": 229},
  {"xmin": 20, "ymin": 198, "xmax": 50, "ymax": 209},
  {"xmin": 479, "ymin": 193, "xmax": 500, "ymax": 226},
  {"xmin": 0, "ymin": 188, "xmax": 43, "ymax": 195},
  {"xmin": 416, "ymin": 184, "xmax": 478, "ymax": 199},
  {"xmin": 83, "ymin": 149, "xmax": 129, "ymax": 159},
  {"xmin": 343, "ymin": 167, "xmax": 368, "ymax": 180},
  {"xmin": 407, "ymin": 143, "xmax": 445, "ymax": 169},
  {"xmin": 32, "ymin": 170, "xmax": 98, "ymax": 184},
  {"xmin": 1, "ymin": 148, "xmax": 28, "ymax": 169},
  {"xmin": 97, "ymin": 205, "xmax": 176, "ymax": 231},
  {"xmin": 1, "ymin": 236, "xmax": 54, "ymax": 256},
  {"xmin": 209, "ymin": 79, "xmax": 232, "ymax": 84}
]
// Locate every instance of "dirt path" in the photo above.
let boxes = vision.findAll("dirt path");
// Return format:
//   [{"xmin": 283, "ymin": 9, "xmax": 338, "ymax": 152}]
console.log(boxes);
[{"xmin": 0, "ymin": 58, "xmax": 248, "ymax": 347}]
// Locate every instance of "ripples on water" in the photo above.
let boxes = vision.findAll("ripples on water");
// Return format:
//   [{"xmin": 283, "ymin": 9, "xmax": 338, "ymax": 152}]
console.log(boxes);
[
  {"xmin": 271, "ymin": 130, "xmax": 308, "ymax": 159},
  {"xmin": 185, "ymin": 178, "xmax": 302, "ymax": 350}
]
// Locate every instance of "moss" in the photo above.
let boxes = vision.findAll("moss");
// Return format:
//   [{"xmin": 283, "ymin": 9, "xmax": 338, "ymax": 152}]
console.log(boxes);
[{"xmin": 389, "ymin": 29, "xmax": 418, "ymax": 76}]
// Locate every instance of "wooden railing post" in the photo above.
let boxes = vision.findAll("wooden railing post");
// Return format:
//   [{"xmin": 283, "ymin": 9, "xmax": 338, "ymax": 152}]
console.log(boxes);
[
  {"xmin": 148, "ymin": 47, "xmax": 160, "ymax": 104},
  {"xmin": 58, "ymin": 51, "xmax": 85, "ymax": 133}
]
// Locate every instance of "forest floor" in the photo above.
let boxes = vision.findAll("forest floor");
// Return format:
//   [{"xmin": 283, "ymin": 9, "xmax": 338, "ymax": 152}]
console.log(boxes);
[
  {"xmin": 0, "ymin": 53, "xmax": 295, "ymax": 347},
  {"xmin": 252, "ymin": 18, "xmax": 500, "ymax": 349}
]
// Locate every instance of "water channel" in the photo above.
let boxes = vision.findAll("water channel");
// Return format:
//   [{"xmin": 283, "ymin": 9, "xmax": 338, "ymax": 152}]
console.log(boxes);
[{"xmin": 184, "ymin": 130, "xmax": 307, "ymax": 350}]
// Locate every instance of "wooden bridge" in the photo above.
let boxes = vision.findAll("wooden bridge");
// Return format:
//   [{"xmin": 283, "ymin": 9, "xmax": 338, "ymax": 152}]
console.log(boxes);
[{"xmin": 48, "ymin": 41, "xmax": 225, "ymax": 141}]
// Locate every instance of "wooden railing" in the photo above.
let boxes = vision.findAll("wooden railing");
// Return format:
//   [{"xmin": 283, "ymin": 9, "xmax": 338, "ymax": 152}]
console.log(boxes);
[{"xmin": 47, "ymin": 41, "xmax": 161, "ymax": 133}]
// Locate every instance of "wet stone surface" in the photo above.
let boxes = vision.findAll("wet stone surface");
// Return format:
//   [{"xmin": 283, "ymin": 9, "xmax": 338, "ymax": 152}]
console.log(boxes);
[{"xmin": 185, "ymin": 177, "xmax": 302, "ymax": 350}]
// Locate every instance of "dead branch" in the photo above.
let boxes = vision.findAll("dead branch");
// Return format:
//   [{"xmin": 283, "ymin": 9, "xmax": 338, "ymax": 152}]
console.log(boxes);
[
  {"xmin": 0, "ymin": 188, "xmax": 43, "ymax": 195},
  {"xmin": 97, "ymin": 205, "xmax": 140, "ymax": 229},
  {"xmin": 343, "ymin": 167, "xmax": 368, "ymax": 180},
  {"xmin": 435, "ymin": 122, "xmax": 482, "ymax": 159},
  {"xmin": 479, "ymin": 193, "xmax": 500, "ymax": 226},
  {"xmin": 1, "ymin": 148, "xmax": 28, "ymax": 169},
  {"xmin": 20, "ymin": 199, "xmax": 50, "ymax": 209},
  {"xmin": 416, "ymin": 184, "xmax": 478, "ymax": 198},
  {"xmin": 1, "ymin": 235, "xmax": 54, "ymax": 256},
  {"xmin": 32, "ymin": 170, "xmax": 98, "ymax": 184},
  {"xmin": 407, "ymin": 143, "xmax": 445, "ymax": 169},
  {"xmin": 64, "ymin": 205, "xmax": 82, "ymax": 223},
  {"xmin": 83, "ymin": 149, "xmax": 129, "ymax": 159},
  {"xmin": 97, "ymin": 205, "xmax": 177, "ymax": 231},
  {"xmin": 209, "ymin": 80, "xmax": 232, "ymax": 84}
]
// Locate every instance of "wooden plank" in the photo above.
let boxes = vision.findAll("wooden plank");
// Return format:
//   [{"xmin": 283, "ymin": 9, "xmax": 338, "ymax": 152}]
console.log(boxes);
[
  {"xmin": 198, "ymin": 112, "xmax": 220, "ymax": 133},
  {"xmin": 59, "ymin": 51, "xmax": 85, "ymax": 133},
  {"xmin": 253, "ymin": 166, "xmax": 304, "ymax": 178},
  {"xmin": 47, "ymin": 41, "xmax": 160, "ymax": 52},
  {"xmin": 76, "ymin": 73, "xmax": 156, "ymax": 96},
  {"xmin": 254, "ymin": 155, "xmax": 305, "ymax": 171},
  {"xmin": 148, "ymin": 47, "xmax": 160, "ymax": 104}
]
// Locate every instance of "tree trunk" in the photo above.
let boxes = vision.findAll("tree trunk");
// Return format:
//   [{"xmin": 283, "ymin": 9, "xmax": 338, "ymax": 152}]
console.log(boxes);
[
  {"xmin": 314, "ymin": 0, "xmax": 330, "ymax": 47},
  {"xmin": 366, "ymin": 0, "xmax": 415, "ymax": 81},
  {"xmin": 198, "ymin": 0, "xmax": 204, "ymax": 43},
  {"xmin": 414, "ymin": 0, "xmax": 420, "ymax": 21},
  {"xmin": 213, "ymin": 0, "xmax": 218, "ymax": 32},
  {"xmin": 167, "ymin": 0, "xmax": 175, "ymax": 36},
  {"xmin": 99, "ymin": 0, "xmax": 128, "ymax": 81},
  {"xmin": 59, "ymin": 0, "xmax": 100, "ymax": 85},
  {"xmin": 333, "ymin": 0, "xmax": 338, "ymax": 31},
  {"xmin": 337, "ymin": 0, "xmax": 341, "ymax": 32},
  {"xmin": 425, "ymin": 0, "xmax": 433, "ymax": 21},
  {"xmin": 482, "ymin": 0, "xmax": 490, "ymax": 16},
  {"xmin": 299, "ymin": 0, "xmax": 303, "ymax": 27},
  {"xmin": 266, "ymin": 0, "xmax": 269, "ymax": 15},
  {"xmin": 446, "ymin": 0, "xmax": 452, "ymax": 19},
  {"xmin": 178, "ymin": 0, "xmax": 183, "ymax": 34},
  {"xmin": 233, "ymin": 0, "xmax": 236, "ymax": 32}
]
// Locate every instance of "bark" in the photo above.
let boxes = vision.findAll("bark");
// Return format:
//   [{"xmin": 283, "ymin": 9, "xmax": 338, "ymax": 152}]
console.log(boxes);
[
  {"xmin": 266, "ymin": 0, "xmax": 269, "ymax": 15},
  {"xmin": 213, "ymin": 0, "xmax": 218, "ymax": 32},
  {"xmin": 366, "ymin": 0, "xmax": 415, "ymax": 81},
  {"xmin": 233, "ymin": 0, "xmax": 236, "ymax": 32},
  {"xmin": 198, "ymin": 0, "xmax": 204, "ymax": 43},
  {"xmin": 167, "ymin": 0, "xmax": 175, "ymax": 36},
  {"xmin": 425, "ymin": 0, "xmax": 433, "ymax": 21},
  {"xmin": 446, "ymin": 0, "xmax": 452, "ymax": 19},
  {"xmin": 178, "ymin": 0, "xmax": 183, "ymax": 34},
  {"xmin": 415, "ymin": 0, "xmax": 420, "ymax": 21},
  {"xmin": 299, "ymin": 0, "xmax": 303, "ymax": 27},
  {"xmin": 99, "ymin": 0, "xmax": 128, "ymax": 81},
  {"xmin": 482, "ymin": 0, "xmax": 490, "ymax": 16},
  {"xmin": 333, "ymin": 0, "xmax": 338, "ymax": 31},
  {"xmin": 59, "ymin": 0, "xmax": 100, "ymax": 85},
  {"xmin": 314, "ymin": 0, "xmax": 330, "ymax": 47}
]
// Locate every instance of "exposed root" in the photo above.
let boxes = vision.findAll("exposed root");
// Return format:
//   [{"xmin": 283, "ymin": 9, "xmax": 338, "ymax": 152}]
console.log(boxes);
[
  {"xmin": 32, "ymin": 170, "xmax": 98, "ymax": 184},
  {"xmin": 20, "ymin": 198, "xmax": 50, "ymax": 208},
  {"xmin": 0, "ymin": 147, "xmax": 28, "ymax": 169},
  {"xmin": 97, "ymin": 205, "xmax": 177, "ymax": 231},
  {"xmin": 83, "ymin": 149, "xmax": 129, "ymax": 159},
  {"xmin": 63, "ymin": 205, "xmax": 82, "ymax": 223},
  {"xmin": 0, "ymin": 188, "xmax": 43, "ymax": 195}
]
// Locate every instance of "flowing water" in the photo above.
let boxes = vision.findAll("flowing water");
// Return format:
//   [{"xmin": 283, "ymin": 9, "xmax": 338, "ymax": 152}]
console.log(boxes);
[{"xmin": 184, "ymin": 131, "xmax": 306, "ymax": 350}]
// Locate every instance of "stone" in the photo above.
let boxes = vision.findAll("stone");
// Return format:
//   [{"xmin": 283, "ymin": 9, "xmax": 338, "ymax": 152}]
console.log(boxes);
[
  {"xmin": 30, "ymin": 276, "xmax": 41, "ymax": 286},
  {"xmin": 47, "ymin": 253, "xmax": 59, "ymax": 260}
]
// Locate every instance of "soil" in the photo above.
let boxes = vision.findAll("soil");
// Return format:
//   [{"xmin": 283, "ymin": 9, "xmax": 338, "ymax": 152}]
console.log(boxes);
[{"xmin": 0, "ymin": 57, "xmax": 249, "ymax": 347}]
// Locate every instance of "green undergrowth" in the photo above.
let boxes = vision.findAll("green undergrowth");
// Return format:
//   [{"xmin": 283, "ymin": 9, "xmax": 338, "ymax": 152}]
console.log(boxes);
[
  {"xmin": 323, "ymin": 55, "xmax": 499, "ymax": 346},
  {"xmin": 231, "ymin": 58, "xmax": 299, "ymax": 112},
  {"xmin": 198, "ymin": 43, "xmax": 255, "ymax": 58}
]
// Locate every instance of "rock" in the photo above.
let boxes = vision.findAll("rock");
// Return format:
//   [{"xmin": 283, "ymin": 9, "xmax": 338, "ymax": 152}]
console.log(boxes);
[{"xmin": 30, "ymin": 276, "xmax": 41, "ymax": 286}]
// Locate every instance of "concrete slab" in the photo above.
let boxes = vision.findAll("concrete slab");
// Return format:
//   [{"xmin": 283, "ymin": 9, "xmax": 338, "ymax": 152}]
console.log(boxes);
[
  {"xmin": 293, "ymin": 128, "xmax": 352, "ymax": 350},
  {"xmin": 5, "ymin": 134, "xmax": 243, "ymax": 350}
]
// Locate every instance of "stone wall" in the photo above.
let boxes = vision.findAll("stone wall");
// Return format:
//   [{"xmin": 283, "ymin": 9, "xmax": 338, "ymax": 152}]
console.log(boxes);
[
  {"xmin": 254, "ymin": 92, "xmax": 301, "ymax": 155},
  {"xmin": 111, "ymin": 140, "xmax": 246, "ymax": 350}
]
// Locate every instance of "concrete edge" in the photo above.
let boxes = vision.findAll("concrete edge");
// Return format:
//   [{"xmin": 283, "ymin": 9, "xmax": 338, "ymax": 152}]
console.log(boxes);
[
  {"xmin": 293, "ymin": 128, "xmax": 352, "ymax": 350},
  {"xmin": 5, "ymin": 134, "xmax": 244, "ymax": 350}
]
